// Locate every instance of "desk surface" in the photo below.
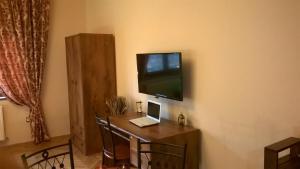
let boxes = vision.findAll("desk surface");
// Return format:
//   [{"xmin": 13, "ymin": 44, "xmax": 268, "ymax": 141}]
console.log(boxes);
[{"xmin": 109, "ymin": 112, "xmax": 198, "ymax": 141}]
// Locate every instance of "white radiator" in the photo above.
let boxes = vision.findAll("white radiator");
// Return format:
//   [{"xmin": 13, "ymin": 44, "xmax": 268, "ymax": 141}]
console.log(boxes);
[{"xmin": 0, "ymin": 105, "xmax": 5, "ymax": 141}]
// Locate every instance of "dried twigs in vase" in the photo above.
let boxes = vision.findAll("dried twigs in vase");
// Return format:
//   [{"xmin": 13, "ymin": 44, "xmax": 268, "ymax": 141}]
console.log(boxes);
[{"xmin": 105, "ymin": 96, "xmax": 128, "ymax": 115}]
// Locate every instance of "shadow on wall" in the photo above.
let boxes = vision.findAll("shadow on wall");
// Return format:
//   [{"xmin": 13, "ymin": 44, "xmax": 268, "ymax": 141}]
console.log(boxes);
[{"xmin": 182, "ymin": 51, "xmax": 194, "ymax": 100}]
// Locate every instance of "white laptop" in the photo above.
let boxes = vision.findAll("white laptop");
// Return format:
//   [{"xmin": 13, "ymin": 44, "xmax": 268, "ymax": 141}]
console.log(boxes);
[{"xmin": 129, "ymin": 100, "xmax": 161, "ymax": 127}]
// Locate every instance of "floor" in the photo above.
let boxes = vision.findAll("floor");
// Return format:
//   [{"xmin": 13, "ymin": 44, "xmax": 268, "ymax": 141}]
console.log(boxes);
[{"xmin": 0, "ymin": 135, "xmax": 101, "ymax": 169}]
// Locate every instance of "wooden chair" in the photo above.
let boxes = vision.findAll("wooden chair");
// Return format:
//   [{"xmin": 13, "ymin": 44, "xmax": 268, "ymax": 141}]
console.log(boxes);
[
  {"xmin": 96, "ymin": 115, "xmax": 130, "ymax": 169},
  {"xmin": 21, "ymin": 140, "xmax": 75, "ymax": 169},
  {"xmin": 137, "ymin": 139, "xmax": 187, "ymax": 169}
]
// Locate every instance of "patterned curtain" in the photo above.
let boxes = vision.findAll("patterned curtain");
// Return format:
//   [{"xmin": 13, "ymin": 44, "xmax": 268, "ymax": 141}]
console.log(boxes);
[{"xmin": 0, "ymin": 0, "xmax": 50, "ymax": 144}]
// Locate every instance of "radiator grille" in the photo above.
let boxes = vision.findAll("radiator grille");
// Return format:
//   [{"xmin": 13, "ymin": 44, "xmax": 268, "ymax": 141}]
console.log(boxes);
[{"xmin": 0, "ymin": 105, "xmax": 6, "ymax": 141}]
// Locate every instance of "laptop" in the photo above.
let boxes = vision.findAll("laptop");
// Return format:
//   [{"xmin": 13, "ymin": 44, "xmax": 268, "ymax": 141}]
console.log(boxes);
[{"xmin": 129, "ymin": 100, "xmax": 161, "ymax": 127}]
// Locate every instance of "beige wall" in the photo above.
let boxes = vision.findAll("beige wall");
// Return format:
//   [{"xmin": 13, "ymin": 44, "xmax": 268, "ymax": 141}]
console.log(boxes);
[
  {"xmin": 86, "ymin": 0, "xmax": 300, "ymax": 169},
  {"xmin": 0, "ymin": 0, "xmax": 86, "ymax": 146}
]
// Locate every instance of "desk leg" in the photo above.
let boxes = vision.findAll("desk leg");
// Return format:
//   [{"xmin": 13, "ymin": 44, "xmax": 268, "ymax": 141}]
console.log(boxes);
[
  {"xmin": 130, "ymin": 137, "xmax": 149, "ymax": 169},
  {"xmin": 130, "ymin": 136, "xmax": 138, "ymax": 167}
]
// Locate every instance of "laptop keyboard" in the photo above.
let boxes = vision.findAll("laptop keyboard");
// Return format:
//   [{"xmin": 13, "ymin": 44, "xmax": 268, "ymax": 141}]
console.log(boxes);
[{"xmin": 130, "ymin": 117, "xmax": 158, "ymax": 127}]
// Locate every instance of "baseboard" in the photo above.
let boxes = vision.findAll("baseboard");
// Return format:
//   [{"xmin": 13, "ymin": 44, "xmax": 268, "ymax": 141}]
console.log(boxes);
[{"xmin": 0, "ymin": 134, "xmax": 70, "ymax": 148}]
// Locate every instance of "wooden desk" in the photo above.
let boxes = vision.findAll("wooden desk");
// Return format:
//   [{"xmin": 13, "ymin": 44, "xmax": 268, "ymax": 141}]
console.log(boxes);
[{"xmin": 107, "ymin": 112, "xmax": 200, "ymax": 169}]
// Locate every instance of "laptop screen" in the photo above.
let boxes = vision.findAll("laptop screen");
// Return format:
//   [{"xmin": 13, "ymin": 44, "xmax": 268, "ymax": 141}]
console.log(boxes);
[{"xmin": 147, "ymin": 101, "xmax": 160, "ymax": 120}]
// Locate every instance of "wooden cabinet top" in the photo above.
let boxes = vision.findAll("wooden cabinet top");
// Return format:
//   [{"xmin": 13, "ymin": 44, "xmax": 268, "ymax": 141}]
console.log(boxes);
[
  {"xmin": 265, "ymin": 137, "xmax": 300, "ymax": 152},
  {"xmin": 65, "ymin": 33, "xmax": 114, "ymax": 38}
]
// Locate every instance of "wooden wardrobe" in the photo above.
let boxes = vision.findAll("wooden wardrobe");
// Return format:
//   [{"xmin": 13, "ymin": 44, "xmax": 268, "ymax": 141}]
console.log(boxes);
[{"xmin": 65, "ymin": 33, "xmax": 116, "ymax": 155}]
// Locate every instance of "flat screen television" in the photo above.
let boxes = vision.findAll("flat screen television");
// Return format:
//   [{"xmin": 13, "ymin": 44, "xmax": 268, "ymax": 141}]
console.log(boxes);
[{"xmin": 137, "ymin": 52, "xmax": 183, "ymax": 101}]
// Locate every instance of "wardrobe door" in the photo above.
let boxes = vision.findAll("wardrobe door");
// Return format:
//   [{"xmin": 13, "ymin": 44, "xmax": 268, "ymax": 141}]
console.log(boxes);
[
  {"xmin": 80, "ymin": 34, "xmax": 116, "ymax": 154},
  {"xmin": 65, "ymin": 35, "xmax": 86, "ymax": 153}
]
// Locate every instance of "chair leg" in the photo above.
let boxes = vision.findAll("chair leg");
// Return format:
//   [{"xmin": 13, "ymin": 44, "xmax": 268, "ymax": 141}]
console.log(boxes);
[{"xmin": 102, "ymin": 151, "xmax": 106, "ymax": 167}]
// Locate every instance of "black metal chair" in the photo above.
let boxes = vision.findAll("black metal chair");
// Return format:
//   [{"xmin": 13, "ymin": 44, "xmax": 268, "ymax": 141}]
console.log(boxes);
[
  {"xmin": 137, "ymin": 139, "xmax": 187, "ymax": 169},
  {"xmin": 96, "ymin": 115, "xmax": 130, "ymax": 169},
  {"xmin": 21, "ymin": 139, "xmax": 74, "ymax": 169}
]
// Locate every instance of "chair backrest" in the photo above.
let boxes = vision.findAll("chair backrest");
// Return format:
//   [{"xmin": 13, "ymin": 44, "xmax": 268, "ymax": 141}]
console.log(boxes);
[
  {"xmin": 137, "ymin": 139, "xmax": 187, "ymax": 169},
  {"xmin": 96, "ymin": 115, "xmax": 116, "ymax": 161},
  {"xmin": 21, "ymin": 139, "xmax": 74, "ymax": 169}
]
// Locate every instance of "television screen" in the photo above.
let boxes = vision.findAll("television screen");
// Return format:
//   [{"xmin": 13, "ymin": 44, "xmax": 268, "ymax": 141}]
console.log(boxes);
[{"xmin": 137, "ymin": 52, "xmax": 183, "ymax": 101}]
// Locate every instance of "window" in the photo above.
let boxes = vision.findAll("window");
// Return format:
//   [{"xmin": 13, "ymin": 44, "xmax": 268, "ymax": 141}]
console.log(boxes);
[{"xmin": 0, "ymin": 88, "xmax": 6, "ymax": 99}]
